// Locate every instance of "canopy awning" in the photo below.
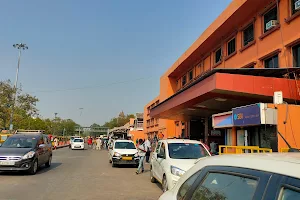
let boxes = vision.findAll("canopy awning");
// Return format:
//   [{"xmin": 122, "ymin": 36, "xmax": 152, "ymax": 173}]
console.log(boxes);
[{"xmin": 151, "ymin": 68, "xmax": 300, "ymax": 121}]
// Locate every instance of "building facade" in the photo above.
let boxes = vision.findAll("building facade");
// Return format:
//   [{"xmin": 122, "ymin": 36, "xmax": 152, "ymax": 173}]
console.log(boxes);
[
  {"xmin": 149, "ymin": 0, "xmax": 300, "ymax": 151},
  {"xmin": 144, "ymin": 97, "xmax": 185, "ymax": 139}
]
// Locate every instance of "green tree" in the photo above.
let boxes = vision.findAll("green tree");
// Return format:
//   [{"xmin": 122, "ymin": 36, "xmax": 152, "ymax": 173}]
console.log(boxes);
[{"xmin": 0, "ymin": 80, "xmax": 39, "ymax": 129}]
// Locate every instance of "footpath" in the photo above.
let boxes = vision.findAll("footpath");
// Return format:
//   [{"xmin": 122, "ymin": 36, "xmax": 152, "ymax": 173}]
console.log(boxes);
[{"xmin": 52, "ymin": 141, "xmax": 70, "ymax": 150}]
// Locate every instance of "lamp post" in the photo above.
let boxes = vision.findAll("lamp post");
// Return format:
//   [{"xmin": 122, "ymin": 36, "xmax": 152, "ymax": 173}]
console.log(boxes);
[
  {"xmin": 78, "ymin": 108, "xmax": 83, "ymax": 136},
  {"xmin": 53, "ymin": 113, "xmax": 58, "ymax": 135},
  {"xmin": 9, "ymin": 43, "xmax": 28, "ymax": 132}
]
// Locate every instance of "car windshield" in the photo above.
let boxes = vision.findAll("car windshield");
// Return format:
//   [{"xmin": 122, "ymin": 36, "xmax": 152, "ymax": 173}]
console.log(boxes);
[
  {"xmin": 168, "ymin": 143, "xmax": 209, "ymax": 159},
  {"xmin": 114, "ymin": 142, "xmax": 136, "ymax": 149},
  {"xmin": 74, "ymin": 139, "xmax": 83, "ymax": 142},
  {"xmin": 1, "ymin": 137, "xmax": 37, "ymax": 148}
]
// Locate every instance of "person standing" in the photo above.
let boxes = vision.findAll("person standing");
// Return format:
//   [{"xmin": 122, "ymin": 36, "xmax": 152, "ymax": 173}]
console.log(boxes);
[
  {"xmin": 96, "ymin": 137, "xmax": 101, "ymax": 150},
  {"xmin": 54, "ymin": 137, "xmax": 59, "ymax": 150},
  {"xmin": 210, "ymin": 141, "xmax": 217, "ymax": 155},
  {"xmin": 93, "ymin": 137, "xmax": 97, "ymax": 149},
  {"xmin": 136, "ymin": 139, "xmax": 147, "ymax": 174},
  {"xmin": 88, "ymin": 137, "xmax": 92, "ymax": 148},
  {"xmin": 144, "ymin": 136, "xmax": 151, "ymax": 163}
]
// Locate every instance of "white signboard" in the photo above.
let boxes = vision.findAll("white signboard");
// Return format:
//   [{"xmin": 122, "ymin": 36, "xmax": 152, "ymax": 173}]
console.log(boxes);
[{"xmin": 273, "ymin": 91, "xmax": 283, "ymax": 104}]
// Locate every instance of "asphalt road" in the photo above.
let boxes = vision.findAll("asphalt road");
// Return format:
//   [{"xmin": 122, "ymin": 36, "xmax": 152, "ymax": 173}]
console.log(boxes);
[{"xmin": 0, "ymin": 146, "xmax": 162, "ymax": 200}]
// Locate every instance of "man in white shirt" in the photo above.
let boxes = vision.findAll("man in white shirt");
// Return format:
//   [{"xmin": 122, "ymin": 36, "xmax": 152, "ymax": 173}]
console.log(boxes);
[
  {"xmin": 136, "ymin": 139, "xmax": 147, "ymax": 174},
  {"xmin": 144, "ymin": 136, "xmax": 151, "ymax": 163}
]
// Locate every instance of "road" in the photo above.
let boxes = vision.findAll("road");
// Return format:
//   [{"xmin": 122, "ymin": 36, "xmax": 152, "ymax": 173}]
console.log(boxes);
[{"xmin": 0, "ymin": 146, "xmax": 162, "ymax": 200}]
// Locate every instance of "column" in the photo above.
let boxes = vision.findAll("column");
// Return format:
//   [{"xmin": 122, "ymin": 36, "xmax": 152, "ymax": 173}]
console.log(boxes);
[
  {"xmin": 231, "ymin": 127, "xmax": 237, "ymax": 146},
  {"xmin": 204, "ymin": 117, "xmax": 209, "ymax": 145}
]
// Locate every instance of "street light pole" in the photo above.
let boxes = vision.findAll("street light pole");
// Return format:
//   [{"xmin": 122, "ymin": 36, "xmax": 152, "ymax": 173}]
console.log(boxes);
[
  {"xmin": 78, "ymin": 108, "xmax": 83, "ymax": 137},
  {"xmin": 54, "ymin": 113, "xmax": 58, "ymax": 135},
  {"xmin": 9, "ymin": 43, "xmax": 28, "ymax": 132}
]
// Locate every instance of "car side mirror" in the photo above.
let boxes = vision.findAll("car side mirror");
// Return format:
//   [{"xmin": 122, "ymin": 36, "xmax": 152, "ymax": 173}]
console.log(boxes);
[
  {"xmin": 157, "ymin": 153, "xmax": 165, "ymax": 159},
  {"xmin": 39, "ymin": 144, "xmax": 46, "ymax": 148}
]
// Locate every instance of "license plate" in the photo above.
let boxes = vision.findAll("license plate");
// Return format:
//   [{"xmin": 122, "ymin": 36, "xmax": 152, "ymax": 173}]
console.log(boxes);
[
  {"xmin": 0, "ymin": 161, "xmax": 15, "ymax": 166},
  {"xmin": 122, "ymin": 157, "xmax": 132, "ymax": 161}
]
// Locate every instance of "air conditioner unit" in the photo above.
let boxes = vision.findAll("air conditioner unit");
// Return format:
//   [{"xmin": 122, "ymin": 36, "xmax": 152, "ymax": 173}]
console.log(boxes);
[
  {"xmin": 295, "ymin": 0, "xmax": 300, "ymax": 10},
  {"xmin": 266, "ymin": 20, "xmax": 277, "ymax": 30}
]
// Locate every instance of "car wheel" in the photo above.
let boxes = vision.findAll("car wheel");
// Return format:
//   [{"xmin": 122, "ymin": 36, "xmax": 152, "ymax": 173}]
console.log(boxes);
[
  {"xmin": 45, "ymin": 156, "xmax": 52, "ymax": 168},
  {"xmin": 28, "ymin": 160, "xmax": 38, "ymax": 175},
  {"xmin": 162, "ymin": 175, "xmax": 168, "ymax": 192},
  {"xmin": 150, "ymin": 166, "xmax": 156, "ymax": 183}
]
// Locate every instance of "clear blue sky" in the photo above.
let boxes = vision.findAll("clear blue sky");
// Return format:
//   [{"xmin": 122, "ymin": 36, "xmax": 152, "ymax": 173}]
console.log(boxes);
[{"xmin": 0, "ymin": 0, "xmax": 231, "ymax": 126}]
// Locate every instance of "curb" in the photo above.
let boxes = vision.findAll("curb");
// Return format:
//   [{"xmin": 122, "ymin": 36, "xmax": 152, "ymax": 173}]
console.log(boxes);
[{"xmin": 52, "ymin": 144, "xmax": 69, "ymax": 150}]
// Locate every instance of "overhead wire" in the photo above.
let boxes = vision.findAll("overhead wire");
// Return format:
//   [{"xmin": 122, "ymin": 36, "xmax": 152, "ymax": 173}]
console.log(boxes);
[{"xmin": 29, "ymin": 75, "xmax": 158, "ymax": 94}]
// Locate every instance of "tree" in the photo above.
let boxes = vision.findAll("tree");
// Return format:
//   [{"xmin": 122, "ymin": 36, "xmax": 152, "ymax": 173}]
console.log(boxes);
[
  {"xmin": 102, "ymin": 112, "xmax": 135, "ymax": 129},
  {"xmin": 0, "ymin": 79, "xmax": 79, "ymax": 135},
  {"xmin": 0, "ymin": 80, "xmax": 39, "ymax": 129}
]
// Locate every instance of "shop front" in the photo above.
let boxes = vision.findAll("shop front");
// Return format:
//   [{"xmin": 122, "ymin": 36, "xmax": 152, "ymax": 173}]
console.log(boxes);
[
  {"xmin": 212, "ymin": 111, "xmax": 234, "ymax": 146},
  {"xmin": 232, "ymin": 103, "xmax": 278, "ymax": 151}
]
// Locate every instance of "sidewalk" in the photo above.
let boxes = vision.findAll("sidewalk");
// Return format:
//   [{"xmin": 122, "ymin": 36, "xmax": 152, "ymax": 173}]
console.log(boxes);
[{"xmin": 52, "ymin": 141, "xmax": 70, "ymax": 150}]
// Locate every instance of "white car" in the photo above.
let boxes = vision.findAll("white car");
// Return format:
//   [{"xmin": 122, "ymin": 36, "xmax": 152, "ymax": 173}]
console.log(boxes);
[
  {"xmin": 69, "ymin": 136, "xmax": 81, "ymax": 148},
  {"xmin": 150, "ymin": 139, "xmax": 211, "ymax": 192},
  {"xmin": 159, "ymin": 153, "xmax": 300, "ymax": 200},
  {"xmin": 71, "ymin": 138, "xmax": 84, "ymax": 150},
  {"xmin": 108, "ymin": 139, "xmax": 139, "ymax": 167}
]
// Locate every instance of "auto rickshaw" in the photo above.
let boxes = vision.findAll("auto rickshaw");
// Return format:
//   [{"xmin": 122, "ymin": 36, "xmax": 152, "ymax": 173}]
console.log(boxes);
[{"xmin": 0, "ymin": 133, "xmax": 12, "ymax": 144}]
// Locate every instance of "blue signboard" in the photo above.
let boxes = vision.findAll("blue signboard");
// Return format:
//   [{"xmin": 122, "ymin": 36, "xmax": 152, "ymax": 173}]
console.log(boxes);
[{"xmin": 232, "ymin": 104, "xmax": 261, "ymax": 126}]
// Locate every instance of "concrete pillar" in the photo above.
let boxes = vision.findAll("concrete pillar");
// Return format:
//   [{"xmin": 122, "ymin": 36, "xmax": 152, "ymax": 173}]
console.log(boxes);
[
  {"xmin": 232, "ymin": 127, "xmax": 237, "ymax": 146},
  {"xmin": 186, "ymin": 121, "xmax": 190, "ymax": 139},
  {"xmin": 204, "ymin": 117, "xmax": 209, "ymax": 144}
]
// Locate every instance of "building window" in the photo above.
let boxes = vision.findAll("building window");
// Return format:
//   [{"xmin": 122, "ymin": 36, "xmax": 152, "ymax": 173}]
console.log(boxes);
[
  {"xmin": 227, "ymin": 38, "xmax": 236, "ymax": 56},
  {"xmin": 182, "ymin": 74, "xmax": 187, "ymax": 86},
  {"xmin": 293, "ymin": 44, "xmax": 300, "ymax": 67},
  {"xmin": 215, "ymin": 48, "xmax": 222, "ymax": 64},
  {"xmin": 263, "ymin": 6, "xmax": 278, "ymax": 33},
  {"xmin": 265, "ymin": 54, "xmax": 279, "ymax": 68},
  {"xmin": 243, "ymin": 23, "xmax": 254, "ymax": 46},
  {"xmin": 189, "ymin": 70, "xmax": 193, "ymax": 82},
  {"xmin": 291, "ymin": 0, "xmax": 300, "ymax": 15}
]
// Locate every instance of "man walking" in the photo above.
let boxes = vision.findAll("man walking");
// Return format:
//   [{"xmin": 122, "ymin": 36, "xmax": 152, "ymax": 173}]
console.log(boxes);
[
  {"xmin": 144, "ymin": 136, "xmax": 151, "ymax": 163},
  {"xmin": 88, "ymin": 137, "xmax": 92, "ymax": 148},
  {"xmin": 136, "ymin": 139, "xmax": 147, "ymax": 174},
  {"xmin": 96, "ymin": 137, "xmax": 101, "ymax": 150}
]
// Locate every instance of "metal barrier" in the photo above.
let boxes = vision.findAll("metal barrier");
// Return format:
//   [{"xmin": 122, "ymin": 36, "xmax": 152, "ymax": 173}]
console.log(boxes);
[
  {"xmin": 280, "ymin": 148, "xmax": 289, "ymax": 152},
  {"xmin": 219, "ymin": 145, "xmax": 273, "ymax": 155}
]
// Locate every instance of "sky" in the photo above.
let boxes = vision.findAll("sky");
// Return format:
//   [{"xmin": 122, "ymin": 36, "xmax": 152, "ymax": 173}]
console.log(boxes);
[{"xmin": 0, "ymin": 0, "xmax": 231, "ymax": 126}]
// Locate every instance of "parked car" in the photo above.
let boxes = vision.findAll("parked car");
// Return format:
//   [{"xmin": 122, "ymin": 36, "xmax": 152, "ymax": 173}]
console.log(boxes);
[
  {"xmin": 150, "ymin": 139, "xmax": 211, "ymax": 192},
  {"xmin": 71, "ymin": 138, "xmax": 85, "ymax": 150},
  {"xmin": 108, "ymin": 139, "xmax": 139, "ymax": 167},
  {"xmin": 159, "ymin": 153, "xmax": 300, "ymax": 200},
  {"xmin": 0, "ymin": 132, "xmax": 52, "ymax": 175}
]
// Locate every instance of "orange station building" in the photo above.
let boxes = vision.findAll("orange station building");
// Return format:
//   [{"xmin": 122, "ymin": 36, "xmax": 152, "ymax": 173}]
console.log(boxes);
[
  {"xmin": 146, "ymin": 0, "xmax": 300, "ymax": 151},
  {"xmin": 144, "ymin": 97, "xmax": 186, "ymax": 140}
]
